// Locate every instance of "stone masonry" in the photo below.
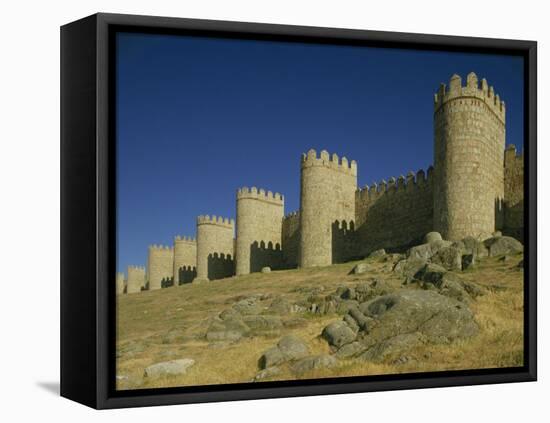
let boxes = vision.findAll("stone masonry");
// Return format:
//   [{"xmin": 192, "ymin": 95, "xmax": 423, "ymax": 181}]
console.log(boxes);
[{"xmin": 117, "ymin": 73, "xmax": 524, "ymax": 293}]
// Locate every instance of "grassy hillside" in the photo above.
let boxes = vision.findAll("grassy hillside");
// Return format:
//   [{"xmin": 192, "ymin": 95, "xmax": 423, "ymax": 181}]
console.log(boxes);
[{"xmin": 116, "ymin": 253, "xmax": 524, "ymax": 390}]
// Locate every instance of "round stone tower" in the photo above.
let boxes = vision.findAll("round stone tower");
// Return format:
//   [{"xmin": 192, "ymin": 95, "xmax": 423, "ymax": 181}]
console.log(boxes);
[
  {"xmin": 236, "ymin": 187, "xmax": 284, "ymax": 275},
  {"xmin": 126, "ymin": 265, "xmax": 145, "ymax": 294},
  {"xmin": 116, "ymin": 272, "xmax": 126, "ymax": 295},
  {"xmin": 147, "ymin": 245, "xmax": 174, "ymax": 290},
  {"xmin": 299, "ymin": 149, "xmax": 357, "ymax": 267},
  {"xmin": 195, "ymin": 215, "xmax": 235, "ymax": 282},
  {"xmin": 433, "ymin": 73, "xmax": 506, "ymax": 241},
  {"xmin": 173, "ymin": 235, "xmax": 197, "ymax": 285}
]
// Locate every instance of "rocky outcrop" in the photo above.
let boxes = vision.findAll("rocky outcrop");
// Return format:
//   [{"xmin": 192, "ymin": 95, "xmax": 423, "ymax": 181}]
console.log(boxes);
[{"xmin": 322, "ymin": 290, "xmax": 479, "ymax": 362}]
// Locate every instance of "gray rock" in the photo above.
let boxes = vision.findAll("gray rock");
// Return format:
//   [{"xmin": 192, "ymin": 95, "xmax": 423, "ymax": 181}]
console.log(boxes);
[
  {"xmin": 290, "ymin": 355, "xmax": 337, "ymax": 374},
  {"xmin": 321, "ymin": 321, "xmax": 357, "ymax": 348},
  {"xmin": 205, "ymin": 330, "xmax": 243, "ymax": 342},
  {"xmin": 393, "ymin": 257, "xmax": 428, "ymax": 282},
  {"xmin": 278, "ymin": 335, "xmax": 309, "ymax": 361},
  {"xmin": 431, "ymin": 245, "xmax": 463, "ymax": 270},
  {"xmin": 484, "ymin": 236, "xmax": 523, "ymax": 257},
  {"xmin": 348, "ymin": 307, "xmax": 371, "ymax": 331},
  {"xmin": 144, "ymin": 359, "xmax": 195, "ymax": 378},
  {"xmin": 415, "ymin": 263, "xmax": 447, "ymax": 284},
  {"xmin": 340, "ymin": 286, "xmax": 356, "ymax": 300},
  {"xmin": 258, "ymin": 335, "xmax": 309, "ymax": 369},
  {"xmin": 206, "ymin": 316, "xmax": 249, "ymax": 342},
  {"xmin": 343, "ymin": 314, "xmax": 360, "ymax": 333},
  {"xmin": 493, "ymin": 231, "xmax": 503, "ymax": 237},
  {"xmin": 424, "ymin": 232, "xmax": 443, "ymax": 244},
  {"xmin": 368, "ymin": 249, "xmax": 387, "ymax": 259},
  {"xmin": 261, "ymin": 267, "xmax": 271, "ymax": 273},
  {"xmin": 352, "ymin": 263, "xmax": 369, "ymax": 274},
  {"xmin": 258, "ymin": 346, "xmax": 285, "ymax": 369},
  {"xmin": 336, "ymin": 299, "xmax": 359, "ymax": 315},
  {"xmin": 407, "ymin": 240, "xmax": 451, "ymax": 261}
]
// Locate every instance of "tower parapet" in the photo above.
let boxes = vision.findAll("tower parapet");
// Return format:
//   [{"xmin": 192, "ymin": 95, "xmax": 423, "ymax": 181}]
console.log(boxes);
[
  {"xmin": 173, "ymin": 235, "xmax": 197, "ymax": 285},
  {"xmin": 195, "ymin": 215, "xmax": 235, "ymax": 282},
  {"xmin": 300, "ymin": 149, "xmax": 358, "ymax": 267},
  {"xmin": 433, "ymin": 73, "xmax": 506, "ymax": 240},
  {"xmin": 147, "ymin": 245, "xmax": 174, "ymax": 290},
  {"xmin": 434, "ymin": 72, "xmax": 505, "ymax": 124},
  {"xmin": 236, "ymin": 187, "xmax": 284, "ymax": 275},
  {"xmin": 127, "ymin": 265, "xmax": 146, "ymax": 294}
]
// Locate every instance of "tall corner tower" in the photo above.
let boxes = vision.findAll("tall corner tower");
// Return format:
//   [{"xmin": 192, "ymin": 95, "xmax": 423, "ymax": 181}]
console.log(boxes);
[
  {"xmin": 299, "ymin": 149, "xmax": 357, "ymax": 267},
  {"xmin": 195, "ymin": 215, "xmax": 235, "ymax": 281},
  {"xmin": 235, "ymin": 187, "xmax": 284, "ymax": 275},
  {"xmin": 433, "ymin": 72, "xmax": 506, "ymax": 240}
]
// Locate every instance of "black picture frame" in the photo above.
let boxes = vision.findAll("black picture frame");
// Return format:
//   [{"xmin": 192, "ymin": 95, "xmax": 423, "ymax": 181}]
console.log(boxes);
[{"xmin": 60, "ymin": 12, "xmax": 537, "ymax": 409}]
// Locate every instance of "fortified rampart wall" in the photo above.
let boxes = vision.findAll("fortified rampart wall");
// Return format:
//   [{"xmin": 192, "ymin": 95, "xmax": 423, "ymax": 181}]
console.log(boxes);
[{"xmin": 504, "ymin": 145, "xmax": 524, "ymax": 241}]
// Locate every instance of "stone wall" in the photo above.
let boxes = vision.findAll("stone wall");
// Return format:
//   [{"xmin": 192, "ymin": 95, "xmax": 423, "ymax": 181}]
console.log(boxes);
[
  {"xmin": 433, "ymin": 73, "xmax": 506, "ymax": 241},
  {"xmin": 236, "ymin": 187, "xmax": 284, "ymax": 274},
  {"xmin": 354, "ymin": 168, "xmax": 434, "ymax": 256},
  {"xmin": 281, "ymin": 211, "xmax": 300, "ymax": 268},
  {"xmin": 147, "ymin": 245, "xmax": 174, "ymax": 290},
  {"xmin": 300, "ymin": 149, "xmax": 357, "ymax": 267},
  {"xmin": 173, "ymin": 236, "xmax": 197, "ymax": 285},
  {"xmin": 196, "ymin": 215, "xmax": 235, "ymax": 281},
  {"xmin": 504, "ymin": 144, "xmax": 524, "ymax": 241},
  {"xmin": 127, "ymin": 265, "xmax": 145, "ymax": 294}
]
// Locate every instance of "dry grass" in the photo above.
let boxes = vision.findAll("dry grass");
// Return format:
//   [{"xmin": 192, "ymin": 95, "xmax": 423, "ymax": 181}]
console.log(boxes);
[{"xmin": 116, "ymin": 253, "xmax": 524, "ymax": 390}]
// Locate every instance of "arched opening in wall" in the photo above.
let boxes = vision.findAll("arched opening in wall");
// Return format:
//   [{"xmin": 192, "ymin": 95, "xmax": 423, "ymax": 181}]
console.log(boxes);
[
  {"xmin": 249, "ymin": 240, "xmax": 283, "ymax": 272},
  {"xmin": 161, "ymin": 277, "xmax": 174, "ymax": 288},
  {"xmin": 331, "ymin": 219, "xmax": 357, "ymax": 264},
  {"xmin": 178, "ymin": 265, "xmax": 197, "ymax": 285},
  {"xmin": 207, "ymin": 252, "xmax": 234, "ymax": 280}
]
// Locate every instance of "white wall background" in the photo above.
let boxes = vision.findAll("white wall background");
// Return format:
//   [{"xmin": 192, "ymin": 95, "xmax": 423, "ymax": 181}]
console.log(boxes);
[{"xmin": 0, "ymin": 0, "xmax": 546, "ymax": 420}]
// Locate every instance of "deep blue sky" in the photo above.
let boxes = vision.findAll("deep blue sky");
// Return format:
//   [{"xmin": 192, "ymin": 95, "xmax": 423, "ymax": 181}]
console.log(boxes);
[{"xmin": 116, "ymin": 32, "xmax": 524, "ymax": 273}]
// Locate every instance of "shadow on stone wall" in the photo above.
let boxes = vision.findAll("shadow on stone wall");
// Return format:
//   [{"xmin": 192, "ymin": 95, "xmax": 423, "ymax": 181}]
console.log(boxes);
[
  {"xmin": 177, "ymin": 265, "xmax": 197, "ymax": 285},
  {"xmin": 207, "ymin": 253, "xmax": 234, "ymax": 280},
  {"xmin": 161, "ymin": 277, "xmax": 175, "ymax": 288},
  {"xmin": 250, "ymin": 241, "xmax": 284, "ymax": 272},
  {"xmin": 503, "ymin": 199, "xmax": 524, "ymax": 242},
  {"xmin": 331, "ymin": 220, "xmax": 360, "ymax": 264}
]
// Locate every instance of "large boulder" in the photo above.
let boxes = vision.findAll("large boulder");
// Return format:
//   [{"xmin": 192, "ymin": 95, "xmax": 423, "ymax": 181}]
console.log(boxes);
[
  {"xmin": 359, "ymin": 333, "xmax": 426, "ymax": 362},
  {"xmin": 484, "ymin": 236, "xmax": 523, "ymax": 257},
  {"xmin": 393, "ymin": 257, "xmax": 427, "ymax": 282},
  {"xmin": 258, "ymin": 335, "xmax": 309, "ymax": 369},
  {"xmin": 206, "ymin": 315, "xmax": 250, "ymax": 342},
  {"xmin": 360, "ymin": 290, "xmax": 478, "ymax": 346},
  {"xmin": 458, "ymin": 236, "xmax": 489, "ymax": 258},
  {"xmin": 407, "ymin": 240, "xmax": 451, "ymax": 261},
  {"xmin": 144, "ymin": 359, "xmax": 195, "ymax": 378},
  {"xmin": 321, "ymin": 321, "xmax": 357, "ymax": 348},
  {"xmin": 431, "ymin": 245, "xmax": 463, "ymax": 270}
]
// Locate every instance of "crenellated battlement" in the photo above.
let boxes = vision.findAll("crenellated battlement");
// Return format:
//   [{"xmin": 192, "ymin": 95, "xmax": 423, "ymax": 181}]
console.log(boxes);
[
  {"xmin": 148, "ymin": 244, "xmax": 174, "ymax": 252},
  {"xmin": 300, "ymin": 149, "xmax": 357, "ymax": 176},
  {"xmin": 128, "ymin": 265, "xmax": 146, "ymax": 271},
  {"xmin": 356, "ymin": 166, "xmax": 433, "ymax": 202},
  {"xmin": 197, "ymin": 214, "xmax": 235, "ymax": 228},
  {"xmin": 174, "ymin": 235, "xmax": 196, "ymax": 243},
  {"xmin": 283, "ymin": 210, "xmax": 300, "ymax": 221},
  {"xmin": 237, "ymin": 186, "xmax": 284, "ymax": 204},
  {"xmin": 434, "ymin": 72, "xmax": 505, "ymax": 123}
]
